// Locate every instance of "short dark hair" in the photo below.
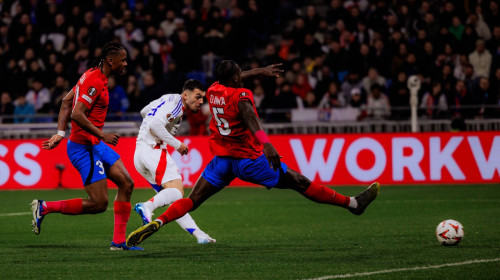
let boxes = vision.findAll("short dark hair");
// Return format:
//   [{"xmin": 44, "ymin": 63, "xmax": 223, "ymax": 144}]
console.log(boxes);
[
  {"xmin": 214, "ymin": 60, "xmax": 240, "ymax": 84},
  {"xmin": 183, "ymin": 79, "xmax": 205, "ymax": 92}
]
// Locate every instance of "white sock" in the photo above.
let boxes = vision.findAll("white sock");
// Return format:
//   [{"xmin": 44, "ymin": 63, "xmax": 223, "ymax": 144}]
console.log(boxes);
[
  {"xmin": 349, "ymin": 197, "xmax": 358, "ymax": 208},
  {"xmin": 147, "ymin": 188, "xmax": 183, "ymax": 211},
  {"xmin": 175, "ymin": 213, "xmax": 203, "ymax": 236}
]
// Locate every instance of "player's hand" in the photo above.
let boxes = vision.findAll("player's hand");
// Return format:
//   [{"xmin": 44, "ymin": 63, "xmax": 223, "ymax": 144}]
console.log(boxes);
[
  {"xmin": 42, "ymin": 135, "xmax": 64, "ymax": 150},
  {"xmin": 177, "ymin": 142, "xmax": 189, "ymax": 156},
  {"xmin": 259, "ymin": 63, "xmax": 283, "ymax": 77},
  {"xmin": 102, "ymin": 133, "xmax": 120, "ymax": 146},
  {"xmin": 263, "ymin": 143, "xmax": 281, "ymax": 171}
]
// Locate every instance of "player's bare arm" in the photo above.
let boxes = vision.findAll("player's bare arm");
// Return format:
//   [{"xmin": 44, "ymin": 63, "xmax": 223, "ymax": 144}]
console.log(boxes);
[
  {"xmin": 241, "ymin": 63, "xmax": 283, "ymax": 80},
  {"xmin": 71, "ymin": 101, "xmax": 120, "ymax": 146},
  {"xmin": 238, "ymin": 100, "xmax": 281, "ymax": 171},
  {"xmin": 42, "ymin": 89, "xmax": 75, "ymax": 150}
]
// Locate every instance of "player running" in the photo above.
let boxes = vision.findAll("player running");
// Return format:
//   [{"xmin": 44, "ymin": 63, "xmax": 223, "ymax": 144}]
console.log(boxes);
[
  {"xmin": 33, "ymin": 42, "xmax": 142, "ymax": 250},
  {"xmin": 133, "ymin": 79, "xmax": 215, "ymax": 244},
  {"xmin": 126, "ymin": 60, "xmax": 379, "ymax": 247}
]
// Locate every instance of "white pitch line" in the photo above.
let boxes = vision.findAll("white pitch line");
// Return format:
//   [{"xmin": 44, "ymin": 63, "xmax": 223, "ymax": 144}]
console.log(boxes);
[
  {"xmin": 0, "ymin": 212, "xmax": 32, "ymax": 217},
  {"xmin": 301, "ymin": 258, "xmax": 500, "ymax": 280}
]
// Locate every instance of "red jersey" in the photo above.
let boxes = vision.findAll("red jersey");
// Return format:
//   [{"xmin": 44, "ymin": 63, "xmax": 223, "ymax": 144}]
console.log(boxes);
[
  {"xmin": 207, "ymin": 82, "xmax": 263, "ymax": 159},
  {"xmin": 69, "ymin": 68, "xmax": 109, "ymax": 145}
]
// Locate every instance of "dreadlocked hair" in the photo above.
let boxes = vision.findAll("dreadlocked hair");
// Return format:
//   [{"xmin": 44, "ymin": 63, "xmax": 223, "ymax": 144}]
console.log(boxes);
[
  {"xmin": 89, "ymin": 42, "xmax": 126, "ymax": 69},
  {"xmin": 214, "ymin": 60, "xmax": 240, "ymax": 84}
]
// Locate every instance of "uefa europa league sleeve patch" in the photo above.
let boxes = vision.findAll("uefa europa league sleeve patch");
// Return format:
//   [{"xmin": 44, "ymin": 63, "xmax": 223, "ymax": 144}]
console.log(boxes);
[{"xmin": 87, "ymin": 87, "xmax": 97, "ymax": 96}]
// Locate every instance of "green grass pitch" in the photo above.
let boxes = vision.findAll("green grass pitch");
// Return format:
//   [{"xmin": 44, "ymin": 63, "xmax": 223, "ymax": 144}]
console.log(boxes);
[{"xmin": 0, "ymin": 184, "xmax": 499, "ymax": 279}]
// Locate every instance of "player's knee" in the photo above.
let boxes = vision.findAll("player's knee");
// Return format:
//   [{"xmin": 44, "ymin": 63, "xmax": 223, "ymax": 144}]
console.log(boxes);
[
  {"xmin": 191, "ymin": 200, "xmax": 201, "ymax": 211},
  {"xmin": 95, "ymin": 201, "xmax": 108, "ymax": 213},
  {"xmin": 277, "ymin": 169, "xmax": 310, "ymax": 192},
  {"xmin": 120, "ymin": 179, "xmax": 134, "ymax": 196},
  {"xmin": 89, "ymin": 199, "xmax": 108, "ymax": 213}
]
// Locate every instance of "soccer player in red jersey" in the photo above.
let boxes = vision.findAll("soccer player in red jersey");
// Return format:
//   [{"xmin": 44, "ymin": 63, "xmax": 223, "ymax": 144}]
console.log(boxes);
[
  {"xmin": 126, "ymin": 60, "xmax": 380, "ymax": 247},
  {"xmin": 32, "ymin": 42, "xmax": 142, "ymax": 250}
]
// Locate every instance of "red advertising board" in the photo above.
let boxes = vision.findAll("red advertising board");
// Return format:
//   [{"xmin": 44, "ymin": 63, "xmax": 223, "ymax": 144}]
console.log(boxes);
[{"xmin": 1, "ymin": 132, "xmax": 499, "ymax": 190}]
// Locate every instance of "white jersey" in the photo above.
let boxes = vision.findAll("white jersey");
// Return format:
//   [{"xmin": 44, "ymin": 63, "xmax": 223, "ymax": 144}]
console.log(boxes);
[{"xmin": 137, "ymin": 94, "xmax": 184, "ymax": 150}]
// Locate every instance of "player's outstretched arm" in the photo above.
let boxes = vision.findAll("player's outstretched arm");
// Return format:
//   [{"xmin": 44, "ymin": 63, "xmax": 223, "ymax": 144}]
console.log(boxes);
[
  {"xmin": 42, "ymin": 89, "xmax": 75, "ymax": 150},
  {"xmin": 241, "ymin": 63, "xmax": 283, "ymax": 80},
  {"xmin": 238, "ymin": 100, "xmax": 281, "ymax": 171}
]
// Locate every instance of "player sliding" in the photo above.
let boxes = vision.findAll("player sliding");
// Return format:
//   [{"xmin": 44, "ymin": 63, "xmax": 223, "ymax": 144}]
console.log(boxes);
[
  {"xmin": 126, "ymin": 60, "xmax": 380, "ymax": 247},
  {"xmin": 133, "ymin": 79, "xmax": 215, "ymax": 244}
]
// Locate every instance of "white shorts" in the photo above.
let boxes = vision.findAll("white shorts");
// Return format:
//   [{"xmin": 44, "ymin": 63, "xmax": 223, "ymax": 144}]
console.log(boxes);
[{"xmin": 134, "ymin": 144, "xmax": 182, "ymax": 187}]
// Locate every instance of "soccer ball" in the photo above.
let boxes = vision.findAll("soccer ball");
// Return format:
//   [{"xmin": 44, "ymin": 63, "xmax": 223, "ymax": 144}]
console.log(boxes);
[{"xmin": 436, "ymin": 219, "xmax": 464, "ymax": 246}]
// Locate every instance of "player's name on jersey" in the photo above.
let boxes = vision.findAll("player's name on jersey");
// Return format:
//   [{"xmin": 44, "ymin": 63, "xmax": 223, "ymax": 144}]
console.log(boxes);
[{"xmin": 209, "ymin": 95, "xmax": 226, "ymax": 106}]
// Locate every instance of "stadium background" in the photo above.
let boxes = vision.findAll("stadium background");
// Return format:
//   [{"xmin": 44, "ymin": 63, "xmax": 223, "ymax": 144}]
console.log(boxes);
[
  {"xmin": 0, "ymin": 1, "xmax": 499, "ymax": 279},
  {"xmin": 0, "ymin": 0, "xmax": 499, "ymax": 189}
]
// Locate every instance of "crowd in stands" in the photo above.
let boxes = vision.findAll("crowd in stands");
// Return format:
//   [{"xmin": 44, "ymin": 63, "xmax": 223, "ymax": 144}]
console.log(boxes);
[{"xmin": 0, "ymin": 0, "xmax": 499, "ymax": 129}]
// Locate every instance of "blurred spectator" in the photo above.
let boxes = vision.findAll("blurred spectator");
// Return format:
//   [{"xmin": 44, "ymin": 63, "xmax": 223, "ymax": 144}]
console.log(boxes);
[
  {"xmin": 348, "ymin": 88, "xmax": 367, "ymax": 121},
  {"xmin": 291, "ymin": 73, "xmax": 312, "ymax": 100},
  {"xmin": 108, "ymin": 76, "xmax": 129, "ymax": 120},
  {"xmin": 466, "ymin": 12, "xmax": 491, "ymax": 41},
  {"xmin": 452, "ymin": 80, "xmax": 476, "ymax": 119},
  {"xmin": 270, "ymin": 81, "xmax": 297, "ymax": 122},
  {"xmin": 468, "ymin": 39, "xmax": 492, "ymax": 78},
  {"xmin": 126, "ymin": 75, "xmax": 142, "ymax": 113},
  {"xmin": 136, "ymin": 44, "xmax": 163, "ymax": 81},
  {"xmin": 160, "ymin": 9, "xmax": 184, "ymax": 39},
  {"xmin": 139, "ymin": 72, "xmax": 164, "ymax": 110},
  {"xmin": 318, "ymin": 81, "xmax": 345, "ymax": 109},
  {"xmin": 50, "ymin": 76, "xmax": 68, "ymax": 114},
  {"xmin": 25, "ymin": 78, "xmax": 51, "ymax": 113},
  {"xmin": 362, "ymin": 67, "xmax": 386, "ymax": 96},
  {"xmin": 389, "ymin": 71, "xmax": 410, "ymax": 120},
  {"xmin": 449, "ymin": 16, "xmax": 465, "ymax": 41},
  {"xmin": 487, "ymin": 26, "xmax": 500, "ymax": 55},
  {"xmin": 171, "ymin": 28, "xmax": 200, "ymax": 73},
  {"xmin": 114, "ymin": 20, "xmax": 144, "ymax": 56},
  {"xmin": 419, "ymin": 81, "xmax": 448, "ymax": 119},
  {"xmin": 1, "ymin": 92, "xmax": 15, "ymax": 123},
  {"xmin": 14, "ymin": 95, "xmax": 35, "ymax": 123},
  {"xmin": 340, "ymin": 71, "xmax": 363, "ymax": 104},
  {"xmin": 474, "ymin": 76, "xmax": 497, "ymax": 118},
  {"xmin": 366, "ymin": 83, "xmax": 391, "ymax": 120}
]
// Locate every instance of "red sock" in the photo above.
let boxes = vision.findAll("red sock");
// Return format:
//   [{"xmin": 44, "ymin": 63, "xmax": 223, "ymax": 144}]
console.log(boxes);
[
  {"xmin": 113, "ymin": 201, "xmax": 130, "ymax": 244},
  {"xmin": 303, "ymin": 183, "xmax": 350, "ymax": 207},
  {"xmin": 156, "ymin": 198, "xmax": 193, "ymax": 225},
  {"xmin": 44, "ymin": 199, "xmax": 83, "ymax": 214}
]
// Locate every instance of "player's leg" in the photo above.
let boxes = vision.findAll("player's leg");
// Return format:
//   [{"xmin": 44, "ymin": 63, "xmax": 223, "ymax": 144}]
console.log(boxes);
[
  {"xmin": 31, "ymin": 141, "xmax": 109, "ymax": 235},
  {"xmin": 127, "ymin": 176, "xmax": 221, "ymax": 247},
  {"xmin": 133, "ymin": 148, "xmax": 187, "ymax": 224},
  {"xmin": 107, "ymin": 158, "xmax": 143, "ymax": 250},
  {"xmin": 275, "ymin": 167, "xmax": 379, "ymax": 215},
  {"xmin": 127, "ymin": 156, "xmax": 231, "ymax": 246},
  {"xmin": 133, "ymin": 146, "xmax": 215, "ymax": 242},
  {"xmin": 160, "ymin": 179, "xmax": 216, "ymax": 243}
]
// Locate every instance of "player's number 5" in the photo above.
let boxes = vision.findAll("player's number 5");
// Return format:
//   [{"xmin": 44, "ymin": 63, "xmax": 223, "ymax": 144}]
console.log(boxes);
[{"xmin": 212, "ymin": 107, "xmax": 231, "ymax": 136}]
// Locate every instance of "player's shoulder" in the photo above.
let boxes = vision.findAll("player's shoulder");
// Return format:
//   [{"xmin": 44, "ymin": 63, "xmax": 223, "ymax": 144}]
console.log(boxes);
[
  {"xmin": 159, "ymin": 93, "xmax": 182, "ymax": 104},
  {"xmin": 232, "ymin": 88, "xmax": 253, "ymax": 100},
  {"xmin": 81, "ymin": 68, "xmax": 106, "ymax": 86}
]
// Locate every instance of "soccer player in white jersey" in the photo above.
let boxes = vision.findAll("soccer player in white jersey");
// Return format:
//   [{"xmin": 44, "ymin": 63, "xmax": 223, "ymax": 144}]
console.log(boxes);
[{"xmin": 133, "ymin": 79, "xmax": 215, "ymax": 244}]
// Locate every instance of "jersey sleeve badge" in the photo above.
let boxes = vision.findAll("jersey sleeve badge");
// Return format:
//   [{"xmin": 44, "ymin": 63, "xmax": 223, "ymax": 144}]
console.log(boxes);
[
  {"xmin": 166, "ymin": 113, "xmax": 174, "ymax": 122},
  {"xmin": 87, "ymin": 87, "xmax": 97, "ymax": 96}
]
